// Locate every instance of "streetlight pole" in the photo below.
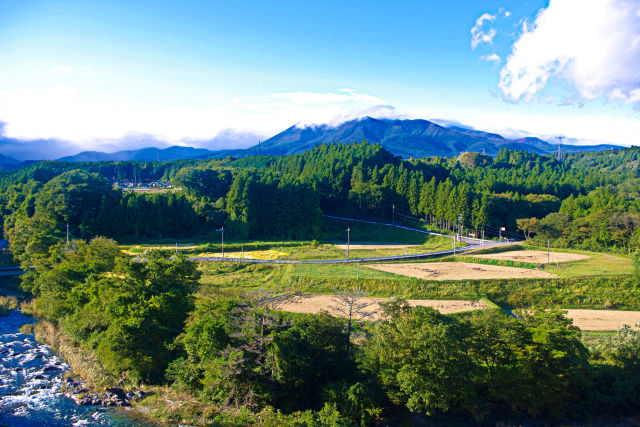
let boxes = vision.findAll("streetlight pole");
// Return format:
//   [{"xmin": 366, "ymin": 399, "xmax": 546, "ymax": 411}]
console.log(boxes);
[
  {"xmin": 66, "ymin": 223, "xmax": 69, "ymax": 243},
  {"xmin": 392, "ymin": 204, "xmax": 395, "ymax": 225},
  {"xmin": 218, "ymin": 226, "xmax": 225, "ymax": 258},
  {"xmin": 346, "ymin": 226, "xmax": 351, "ymax": 259}
]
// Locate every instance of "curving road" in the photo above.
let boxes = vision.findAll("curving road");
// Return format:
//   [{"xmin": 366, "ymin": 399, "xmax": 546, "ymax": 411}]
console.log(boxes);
[{"xmin": 189, "ymin": 215, "xmax": 518, "ymax": 265}]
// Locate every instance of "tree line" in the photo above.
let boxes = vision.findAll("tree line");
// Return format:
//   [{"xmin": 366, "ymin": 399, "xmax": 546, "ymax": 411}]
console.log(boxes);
[{"xmin": 1, "ymin": 141, "xmax": 639, "ymax": 251}]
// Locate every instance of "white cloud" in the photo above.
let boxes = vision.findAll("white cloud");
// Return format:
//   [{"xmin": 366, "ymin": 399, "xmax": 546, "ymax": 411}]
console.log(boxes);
[
  {"xmin": 470, "ymin": 13, "xmax": 497, "ymax": 49},
  {"xmin": 498, "ymin": 7, "xmax": 512, "ymax": 18},
  {"xmin": 481, "ymin": 53, "xmax": 501, "ymax": 63},
  {"xmin": 499, "ymin": 0, "xmax": 640, "ymax": 105},
  {"xmin": 0, "ymin": 87, "xmax": 389, "ymax": 153},
  {"xmin": 430, "ymin": 107, "xmax": 640, "ymax": 147}
]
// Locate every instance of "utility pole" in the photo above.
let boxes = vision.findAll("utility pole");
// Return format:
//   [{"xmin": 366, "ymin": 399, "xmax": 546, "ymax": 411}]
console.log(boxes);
[
  {"xmin": 392, "ymin": 204, "xmax": 395, "ymax": 225},
  {"xmin": 241, "ymin": 245, "xmax": 244, "ymax": 261},
  {"xmin": 66, "ymin": 223, "xmax": 69, "ymax": 243},
  {"xmin": 218, "ymin": 226, "xmax": 225, "ymax": 258},
  {"xmin": 557, "ymin": 136, "xmax": 565, "ymax": 162},
  {"xmin": 357, "ymin": 263, "xmax": 359, "ymax": 280},
  {"xmin": 547, "ymin": 240, "xmax": 550, "ymax": 264},
  {"xmin": 453, "ymin": 238, "xmax": 456, "ymax": 255},
  {"xmin": 175, "ymin": 242, "xmax": 178, "ymax": 254},
  {"xmin": 346, "ymin": 227, "xmax": 351, "ymax": 259},
  {"xmin": 458, "ymin": 213, "xmax": 463, "ymax": 242}
]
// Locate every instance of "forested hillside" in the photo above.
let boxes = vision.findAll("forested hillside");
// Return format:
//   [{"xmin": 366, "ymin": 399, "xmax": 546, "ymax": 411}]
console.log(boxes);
[{"xmin": 1, "ymin": 142, "xmax": 638, "ymax": 253}]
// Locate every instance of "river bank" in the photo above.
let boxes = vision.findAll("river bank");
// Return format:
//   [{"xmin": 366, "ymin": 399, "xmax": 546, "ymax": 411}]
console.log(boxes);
[{"xmin": 0, "ymin": 310, "xmax": 156, "ymax": 426}]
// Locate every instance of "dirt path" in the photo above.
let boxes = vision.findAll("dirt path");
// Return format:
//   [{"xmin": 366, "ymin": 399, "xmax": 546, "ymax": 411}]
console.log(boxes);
[
  {"xmin": 276, "ymin": 294, "xmax": 486, "ymax": 320},
  {"xmin": 473, "ymin": 250, "xmax": 589, "ymax": 264},
  {"xmin": 367, "ymin": 262, "xmax": 556, "ymax": 280},
  {"xmin": 565, "ymin": 309, "xmax": 640, "ymax": 331}
]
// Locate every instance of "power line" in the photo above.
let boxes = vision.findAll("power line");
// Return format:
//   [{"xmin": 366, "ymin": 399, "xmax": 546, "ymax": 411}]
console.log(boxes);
[{"xmin": 393, "ymin": 208, "xmax": 523, "ymax": 239}]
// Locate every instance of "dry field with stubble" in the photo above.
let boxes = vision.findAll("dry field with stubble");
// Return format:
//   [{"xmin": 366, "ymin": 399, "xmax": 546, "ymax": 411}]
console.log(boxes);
[
  {"xmin": 565, "ymin": 309, "xmax": 640, "ymax": 331},
  {"xmin": 472, "ymin": 250, "xmax": 590, "ymax": 264},
  {"xmin": 276, "ymin": 294, "xmax": 486, "ymax": 320},
  {"xmin": 366, "ymin": 262, "xmax": 557, "ymax": 280}
]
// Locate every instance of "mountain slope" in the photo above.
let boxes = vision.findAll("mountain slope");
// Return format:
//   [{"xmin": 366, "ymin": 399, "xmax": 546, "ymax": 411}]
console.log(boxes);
[
  {"xmin": 0, "ymin": 154, "xmax": 19, "ymax": 164},
  {"xmin": 251, "ymin": 117, "xmax": 620, "ymax": 157},
  {"xmin": 57, "ymin": 146, "xmax": 220, "ymax": 162}
]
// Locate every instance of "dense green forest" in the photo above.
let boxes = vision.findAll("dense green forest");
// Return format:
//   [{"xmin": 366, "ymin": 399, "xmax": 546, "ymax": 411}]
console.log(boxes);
[
  {"xmin": 1, "ymin": 141, "xmax": 639, "ymax": 251},
  {"xmin": 2, "ymin": 142, "xmax": 640, "ymax": 424}
]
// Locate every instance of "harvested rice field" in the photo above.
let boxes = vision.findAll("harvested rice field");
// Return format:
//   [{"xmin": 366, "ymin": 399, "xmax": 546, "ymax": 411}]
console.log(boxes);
[
  {"xmin": 473, "ymin": 249, "xmax": 590, "ymax": 264},
  {"xmin": 366, "ymin": 261, "xmax": 557, "ymax": 280},
  {"xmin": 276, "ymin": 294, "xmax": 487, "ymax": 320}
]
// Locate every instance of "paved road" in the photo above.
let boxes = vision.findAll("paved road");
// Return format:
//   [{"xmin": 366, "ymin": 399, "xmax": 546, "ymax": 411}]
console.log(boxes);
[{"xmin": 189, "ymin": 215, "xmax": 518, "ymax": 265}]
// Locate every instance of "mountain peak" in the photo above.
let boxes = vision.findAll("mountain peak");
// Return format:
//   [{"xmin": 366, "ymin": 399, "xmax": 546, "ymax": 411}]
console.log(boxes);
[{"xmin": 254, "ymin": 118, "xmax": 620, "ymax": 158}]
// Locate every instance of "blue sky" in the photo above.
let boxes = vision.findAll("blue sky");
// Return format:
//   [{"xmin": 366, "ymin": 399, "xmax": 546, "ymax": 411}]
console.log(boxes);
[{"xmin": 1, "ymin": 0, "xmax": 639, "ymax": 158}]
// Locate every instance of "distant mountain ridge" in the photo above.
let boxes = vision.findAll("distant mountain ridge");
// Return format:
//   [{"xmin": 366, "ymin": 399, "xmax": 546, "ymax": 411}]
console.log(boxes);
[
  {"xmin": 0, "ymin": 154, "xmax": 19, "ymax": 164},
  {"xmin": 248, "ymin": 117, "xmax": 620, "ymax": 158},
  {"xmin": 1, "ymin": 117, "xmax": 623, "ymax": 166},
  {"xmin": 0, "ymin": 154, "xmax": 35, "ymax": 171},
  {"xmin": 56, "ymin": 146, "xmax": 225, "ymax": 162}
]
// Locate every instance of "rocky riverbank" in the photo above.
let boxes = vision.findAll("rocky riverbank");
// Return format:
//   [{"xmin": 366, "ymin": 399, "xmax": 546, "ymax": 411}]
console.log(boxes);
[{"xmin": 62, "ymin": 376, "xmax": 152, "ymax": 407}]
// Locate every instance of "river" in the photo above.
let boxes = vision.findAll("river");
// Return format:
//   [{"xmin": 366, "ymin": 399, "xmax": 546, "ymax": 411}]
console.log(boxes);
[{"xmin": 0, "ymin": 310, "xmax": 150, "ymax": 426}]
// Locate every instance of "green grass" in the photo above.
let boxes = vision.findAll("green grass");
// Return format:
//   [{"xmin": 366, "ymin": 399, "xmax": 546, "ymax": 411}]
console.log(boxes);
[
  {"xmin": 120, "ymin": 216, "xmax": 453, "ymax": 261},
  {"xmin": 319, "ymin": 216, "xmax": 447, "ymax": 244},
  {"xmin": 195, "ymin": 259, "xmax": 640, "ymax": 310},
  {"xmin": 542, "ymin": 251, "xmax": 632, "ymax": 278}
]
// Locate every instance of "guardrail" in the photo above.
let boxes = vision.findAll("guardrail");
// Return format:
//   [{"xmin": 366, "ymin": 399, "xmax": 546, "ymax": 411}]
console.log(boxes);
[{"xmin": 188, "ymin": 247, "xmax": 466, "ymax": 264}]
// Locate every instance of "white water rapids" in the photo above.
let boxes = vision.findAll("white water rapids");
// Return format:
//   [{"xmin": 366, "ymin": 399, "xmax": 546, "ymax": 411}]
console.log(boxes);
[{"xmin": 0, "ymin": 310, "xmax": 150, "ymax": 426}]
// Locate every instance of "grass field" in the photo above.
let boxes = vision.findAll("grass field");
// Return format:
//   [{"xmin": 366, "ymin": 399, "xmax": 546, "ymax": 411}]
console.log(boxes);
[
  {"xmin": 195, "ymin": 259, "xmax": 640, "ymax": 311},
  {"xmin": 543, "ymin": 252, "xmax": 633, "ymax": 277},
  {"xmin": 121, "ymin": 218, "xmax": 637, "ymax": 313},
  {"xmin": 120, "ymin": 216, "xmax": 454, "ymax": 261}
]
